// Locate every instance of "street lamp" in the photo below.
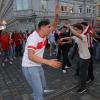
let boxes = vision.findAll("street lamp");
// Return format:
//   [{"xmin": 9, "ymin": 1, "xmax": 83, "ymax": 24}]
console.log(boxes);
[
  {"xmin": 83, "ymin": 0, "xmax": 86, "ymax": 19},
  {"xmin": 33, "ymin": 14, "xmax": 37, "ymax": 29}
]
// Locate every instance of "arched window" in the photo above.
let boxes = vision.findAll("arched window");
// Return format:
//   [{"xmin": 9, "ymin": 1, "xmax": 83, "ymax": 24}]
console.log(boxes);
[{"xmin": 16, "ymin": 0, "xmax": 29, "ymax": 10}]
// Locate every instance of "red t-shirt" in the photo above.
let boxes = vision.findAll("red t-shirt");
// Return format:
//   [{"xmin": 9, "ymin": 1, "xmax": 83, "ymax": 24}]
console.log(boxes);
[
  {"xmin": 10, "ymin": 39, "xmax": 14, "ymax": 46},
  {"xmin": 13, "ymin": 33, "xmax": 22, "ymax": 46},
  {"xmin": 0, "ymin": 33, "xmax": 10, "ymax": 50}
]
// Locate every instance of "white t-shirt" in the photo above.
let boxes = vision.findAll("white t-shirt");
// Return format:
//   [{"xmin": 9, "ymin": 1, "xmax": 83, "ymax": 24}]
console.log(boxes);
[
  {"xmin": 22, "ymin": 31, "xmax": 47, "ymax": 67},
  {"xmin": 72, "ymin": 34, "xmax": 91, "ymax": 59}
]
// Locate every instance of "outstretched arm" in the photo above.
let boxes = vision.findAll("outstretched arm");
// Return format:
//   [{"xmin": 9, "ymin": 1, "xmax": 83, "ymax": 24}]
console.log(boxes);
[
  {"xmin": 59, "ymin": 37, "xmax": 72, "ymax": 45},
  {"xmin": 51, "ymin": 0, "xmax": 60, "ymax": 31},
  {"xmin": 69, "ymin": 25, "xmax": 82, "ymax": 40}
]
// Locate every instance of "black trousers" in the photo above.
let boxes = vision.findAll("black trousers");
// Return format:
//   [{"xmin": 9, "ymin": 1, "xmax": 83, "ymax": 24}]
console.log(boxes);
[
  {"xmin": 56, "ymin": 45, "xmax": 62, "ymax": 60},
  {"xmin": 15, "ymin": 45, "xmax": 22, "ymax": 57},
  {"xmin": 62, "ymin": 47, "xmax": 71, "ymax": 70},
  {"xmin": 79, "ymin": 58, "xmax": 90, "ymax": 88},
  {"xmin": 75, "ymin": 47, "xmax": 94, "ymax": 80},
  {"xmin": 88, "ymin": 47, "xmax": 94, "ymax": 80}
]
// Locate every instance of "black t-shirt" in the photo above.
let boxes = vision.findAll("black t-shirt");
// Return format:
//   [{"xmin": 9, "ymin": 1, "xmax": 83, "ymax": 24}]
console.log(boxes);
[{"xmin": 61, "ymin": 30, "xmax": 71, "ymax": 48}]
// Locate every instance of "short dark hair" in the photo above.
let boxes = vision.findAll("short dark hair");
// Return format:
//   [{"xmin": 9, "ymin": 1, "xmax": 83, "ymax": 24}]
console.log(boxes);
[
  {"xmin": 38, "ymin": 19, "xmax": 50, "ymax": 28},
  {"xmin": 73, "ymin": 24, "xmax": 83, "ymax": 31},
  {"xmin": 80, "ymin": 22, "xmax": 88, "ymax": 26}
]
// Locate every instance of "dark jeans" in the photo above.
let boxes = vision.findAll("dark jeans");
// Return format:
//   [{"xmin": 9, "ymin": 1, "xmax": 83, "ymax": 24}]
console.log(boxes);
[
  {"xmin": 75, "ymin": 47, "xmax": 94, "ymax": 81},
  {"xmin": 88, "ymin": 47, "xmax": 94, "ymax": 80},
  {"xmin": 69, "ymin": 42, "xmax": 78, "ymax": 59},
  {"xmin": 56, "ymin": 45, "xmax": 62, "ymax": 60},
  {"xmin": 79, "ymin": 58, "xmax": 90, "ymax": 88},
  {"xmin": 15, "ymin": 45, "xmax": 22, "ymax": 57},
  {"xmin": 62, "ymin": 47, "xmax": 71, "ymax": 70},
  {"xmin": 3, "ymin": 50, "xmax": 9, "ymax": 60}
]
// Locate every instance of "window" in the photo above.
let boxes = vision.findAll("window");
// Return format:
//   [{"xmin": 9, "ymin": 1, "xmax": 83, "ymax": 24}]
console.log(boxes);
[
  {"xmin": 69, "ymin": 7, "xmax": 73, "ymax": 13},
  {"xmin": 78, "ymin": 8, "xmax": 82, "ymax": 13},
  {"xmin": 78, "ymin": 5, "xmax": 82, "ymax": 13},
  {"xmin": 87, "ymin": 6, "xmax": 92, "ymax": 13},
  {"xmin": 61, "ymin": 6, "xmax": 68, "ymax": 12},
  {"xmin": 16, "ymin": 0, "xmax": 29, "ymax": 10}
]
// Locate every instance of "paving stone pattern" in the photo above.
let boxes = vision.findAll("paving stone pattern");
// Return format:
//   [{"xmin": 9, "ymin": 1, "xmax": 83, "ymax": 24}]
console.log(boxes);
[{"xmin": 0, "ymin": 50, "xmax": 100, "ymax": 100}]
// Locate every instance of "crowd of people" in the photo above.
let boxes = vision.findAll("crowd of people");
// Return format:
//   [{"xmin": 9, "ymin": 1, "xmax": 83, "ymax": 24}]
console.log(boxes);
[
  {"xmin": 0, "ymin": 30, "xmax": 31, "ymax": 66},
  {"xmin": 0, "ymin": 1, "xmax": 100, "ymax": 100}
]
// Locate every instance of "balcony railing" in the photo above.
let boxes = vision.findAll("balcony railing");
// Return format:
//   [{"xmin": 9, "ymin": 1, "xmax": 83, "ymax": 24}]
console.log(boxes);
[{"xmin": 14, "ymin": 9, "xmax": 34, "ymax": 18}]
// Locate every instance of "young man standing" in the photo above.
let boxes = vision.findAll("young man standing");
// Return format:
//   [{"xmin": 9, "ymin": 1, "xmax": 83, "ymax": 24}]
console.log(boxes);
[
  {"xmin": 62, "ymin": 24, "xmax": 91, "ymax": 93},
  {"xmin": 80, "ymin": 22, "xmax": 100, "ymax": 82},
  {"xmin": 22, "ymin": 1, "xmax": 61, "ymax": 100}
]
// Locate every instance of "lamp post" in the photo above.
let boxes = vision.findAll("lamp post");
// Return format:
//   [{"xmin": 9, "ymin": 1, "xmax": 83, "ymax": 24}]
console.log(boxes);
[
  {"xmin": 33, "ymin": 14, "xmax": 37, "ymax": 29},
  {"xmin": 83, "ymin": 0, "xmax": 86, "ymax": 19},
  {"xmin": 92, "ymin": 0, "xmax": 96, "ymax": 26}
]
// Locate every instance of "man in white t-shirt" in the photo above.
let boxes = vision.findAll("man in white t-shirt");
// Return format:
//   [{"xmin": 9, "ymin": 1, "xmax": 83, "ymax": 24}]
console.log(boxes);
[
  {"xmin": 22, "ymin": 1, "xmax": 61, "ymax": 100},
  {"xmin": 70, "ymin": 24, "xmax": 91, "ymax": 93},
  {"xmin": 60, "ymin": 24, "xmax": 91, "ymax": 93}
]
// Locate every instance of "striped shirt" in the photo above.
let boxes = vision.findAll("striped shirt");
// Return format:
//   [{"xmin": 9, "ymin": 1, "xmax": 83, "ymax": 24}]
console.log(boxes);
[
  {"xmin": 82, "ymin": 25, "xmax": 93, "ymax": 48},
  {"xmin": 22, "ymin": 31, "xmax": 47, "ymax": 67}
]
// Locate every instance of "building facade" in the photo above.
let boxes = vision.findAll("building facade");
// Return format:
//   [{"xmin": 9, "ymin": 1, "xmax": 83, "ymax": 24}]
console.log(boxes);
[
  {"xmin": 0, "ymin": 0, "xmax": 97, "ymax": 32},
  {"xmin": 96, "ymin": 0, "xmax": 100, "ymax": 24}
]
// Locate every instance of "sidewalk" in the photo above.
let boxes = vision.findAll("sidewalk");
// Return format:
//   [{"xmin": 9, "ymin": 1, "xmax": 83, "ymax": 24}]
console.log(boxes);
[{"xmin": 0, "ymin": 51, "xmax": 100, "ymax": 100}]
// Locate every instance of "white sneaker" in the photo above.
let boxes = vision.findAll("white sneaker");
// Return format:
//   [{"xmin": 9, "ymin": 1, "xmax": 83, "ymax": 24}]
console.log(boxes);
[
  {"xmin": 44, "ymin": 89, "xmax": 54, "ymax": 93},
  {"xmin": 9, "ymin": 61, "xmax": 13, "ymax": 64},
  {"xmin": 65, "ymin": 66, "xmax": 70, "ymax": 69},
  {"xmin": 62, "ymin": 70, "xmax": 66, "ymax": 73}
]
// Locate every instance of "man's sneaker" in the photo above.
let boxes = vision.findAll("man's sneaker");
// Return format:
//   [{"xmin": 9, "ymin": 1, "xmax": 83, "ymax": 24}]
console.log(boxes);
[
  {"xmin": 9, "ymin": 61, "xmax": 13, "ymax": 64},
  {"xmin": 86, "ymin": 77, "xmax": 94, "ymax": 84},
  {"xmin": 77, "ymin": 88, "xmax": 87, "ymax": 93},
  {"xmin": 62, "ymin": 70, "xmax": 67, "ymax": 73},
  {"xmin": 65, "ymin": 66, "xmax": 70, "ymax": 69},
  {"xmin": 86, "ymin": 79, "xmax": 92, "ymax": 84},
  {"xmin": 44, "ymin": 89, "xmax": 54, "ymax": 93}
]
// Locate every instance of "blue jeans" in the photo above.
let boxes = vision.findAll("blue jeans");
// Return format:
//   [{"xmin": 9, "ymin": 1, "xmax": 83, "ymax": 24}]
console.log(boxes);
[
  {"xmin": 22, "ymin": 66, "xmax": 47, "ymax": 100},
  {"xmin": 2, "ymin": 50, "xmax": 9, "ymax": 60},
  {"xmin": 95, "ymin": 43, "xmax": 100, "ymax": 61},
  {"xmin": 10, "ymin": 46, "xmax": 15, "ymax": 58}
]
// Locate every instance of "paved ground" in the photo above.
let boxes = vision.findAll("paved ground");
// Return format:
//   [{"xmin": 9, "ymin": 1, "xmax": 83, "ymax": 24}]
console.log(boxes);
[{"xmin": 0, "ymin": 49, "xmax": 100, "ymax": 100}]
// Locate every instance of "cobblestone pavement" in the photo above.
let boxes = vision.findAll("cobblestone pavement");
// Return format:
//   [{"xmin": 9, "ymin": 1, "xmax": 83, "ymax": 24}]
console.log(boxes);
[{"xmin": 0, "ymin": 49, "xmax": 100, "ymax": 100}]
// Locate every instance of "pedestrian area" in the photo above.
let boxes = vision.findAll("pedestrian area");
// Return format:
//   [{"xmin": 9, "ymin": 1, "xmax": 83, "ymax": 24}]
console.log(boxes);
[{"xmin": 0, "ymin": 51, "xmax": 100, "ymax": 100}]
